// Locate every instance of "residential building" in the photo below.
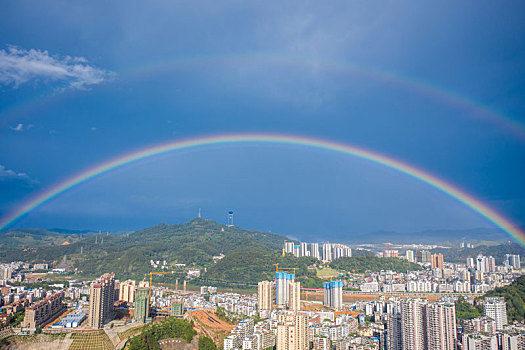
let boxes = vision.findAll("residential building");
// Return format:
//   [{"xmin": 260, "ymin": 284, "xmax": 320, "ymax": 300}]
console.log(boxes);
[
  {"xmin": 426, "ymin": 302, "xmax": 456, "ymax": 350},
  {"xmin": 483, "ymin": 297, "xmax": 507, "ymax": 331},
  {"xmin": 383, "ymin": 249, "xmax": 399, "ymax": 258},
  {"xmin": 276, "ymin": 311, "xmax": 309, "ymax": 350},
  {"xmin": 258, "ymin": 280, "xmax": 274, "ymax": 311},
  {"xmin": 311, "ymin": 243, "xmax": 320, "ymax": 260},
  {"xmin": 21, "ymin": 292, "xmax": 66, "ymax": 331},
  {"xmin": 134, "ymin": 288, "xmax": 150, "ymax": 322},
  {"xmin": 119, "ymin": 279, "xmax": 135, "ymax": 303},
  {"xmin": 430, "ymin": 254, "xmax": 444, "ymax": 269},
  {"xmin": 88, "ymin": 273, "xmax": 115, "ymax": 329},
  {"xmin": 387, "ymin": 313, "xmax": 403, "ymax": 350},
  {"xmin": 275, "ymin": 272, "xmax": 294, "ymax": 307},
  {"xmin": 406, "ymin": 250, "xmax": 415, "ymax": 263},
  {"xmin": 417, "ymin": 251, "xmax": 431, "ymax": 264},
  {"xmin": 505, "ymin": 254, "xmax": 520, "ymax": 269},
  {"xmin": 288, "ymin": 281, "xmax": 301, "ymax": 311},
  {"xmin": 322, "ymin": 243, "xmax": 332, "ymax": 262},
  {"xmin": 401, "ymin": 298, "xmax": 427, "ymax": 350},
  {"xmin": 323, "ymin": 280, "xmax": 343, "ymax": 310}
]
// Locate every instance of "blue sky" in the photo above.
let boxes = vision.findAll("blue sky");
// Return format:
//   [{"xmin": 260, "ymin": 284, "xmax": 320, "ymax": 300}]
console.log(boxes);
[{"xmin": 1, "ymin": 1, "xmax": 524, "ymax": 240}]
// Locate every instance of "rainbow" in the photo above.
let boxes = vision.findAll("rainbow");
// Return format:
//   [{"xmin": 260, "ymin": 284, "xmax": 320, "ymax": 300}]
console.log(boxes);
[
  {"xmin": 2, "ymin": 54, "xmax": 525, "ymax": 142},
  {"xmin": 121, "ymin": 54, "xmax": 525, "ymax": 141},
  {"xmin": 1, "ymin": 133, "xmax": 524, "ymax": 245}
]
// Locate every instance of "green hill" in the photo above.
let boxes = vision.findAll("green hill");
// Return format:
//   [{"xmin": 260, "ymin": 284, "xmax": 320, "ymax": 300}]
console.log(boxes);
[
  {"xmin": 0, "ymin": 218, "xmax": 287, "ymax": 280},
  {"xmin": 0, "ymin": 228, "xmax": 91, "ymax": 248},
  {"xmin": 203, "ymin": 249, "xmax": 321, "ymax": 285}
]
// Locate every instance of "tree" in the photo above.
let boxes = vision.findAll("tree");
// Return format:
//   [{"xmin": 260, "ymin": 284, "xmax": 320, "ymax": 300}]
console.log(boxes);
[{"xmin": 198, "ymin": 336, "xmax": 217, "ymax": 350}]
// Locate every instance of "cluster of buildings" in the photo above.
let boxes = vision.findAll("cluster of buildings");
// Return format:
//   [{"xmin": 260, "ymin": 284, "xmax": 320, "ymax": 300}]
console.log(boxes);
[
  {"xmin": 283, "ymin": 241, "xmax": 352, "ymax": 262},
  {"xmin": 353, "ymin": 253, "xmax": 522, "ymax": 295}
]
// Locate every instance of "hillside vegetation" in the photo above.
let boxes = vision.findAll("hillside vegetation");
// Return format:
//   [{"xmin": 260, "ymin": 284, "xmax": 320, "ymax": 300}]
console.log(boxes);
[
  {"xmin": 0, "ymin": 228, "xmax": 91, "ymax": 248},
  {"xmin": 330, "ymin": 256, "xmax": 422, "ymax": 273},
  {"xmin": 0, "ymin": 218, "xmax": 287, "ymax": 280},
  {"xmin": 203, "ymin": 249, "xmax": 321, "ymax": 285}
]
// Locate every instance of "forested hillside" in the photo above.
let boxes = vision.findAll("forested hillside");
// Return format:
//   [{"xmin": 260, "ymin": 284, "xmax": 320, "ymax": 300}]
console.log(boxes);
[
  {"xmin": 0, "ymin": 218, "xmax": 287, "ymax": 280},
  {"xmin": 203, "ymin": 249, "xmax": 322, "ymax": 285}
]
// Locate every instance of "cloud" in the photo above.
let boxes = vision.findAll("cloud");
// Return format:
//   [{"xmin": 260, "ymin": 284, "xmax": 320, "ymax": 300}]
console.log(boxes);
[
  {"xmin": 9, "ymin": 123, "xmax": 34, "ymax": 132},
  {"xmin": 10, "ymin": 123, "xmax": 23, "ymax": 131},
  {"xmin": 0, "ymin": 46, "xmax": 114, "ymax": 89},
  {"xmin": 0, "ymin": 165, "xmax": 38, "ymax": 185}
]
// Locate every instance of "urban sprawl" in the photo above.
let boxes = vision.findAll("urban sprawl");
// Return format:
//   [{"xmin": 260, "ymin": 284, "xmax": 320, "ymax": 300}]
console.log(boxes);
[{"xmin": 0, "ymin": 240, "xmax": 523, "ymax": 350}]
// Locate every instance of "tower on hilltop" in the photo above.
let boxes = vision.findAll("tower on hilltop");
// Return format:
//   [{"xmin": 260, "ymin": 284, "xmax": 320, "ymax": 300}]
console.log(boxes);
[{"xmin": 227, "ymin": 211, "xmax": 234, "ymax": 227}]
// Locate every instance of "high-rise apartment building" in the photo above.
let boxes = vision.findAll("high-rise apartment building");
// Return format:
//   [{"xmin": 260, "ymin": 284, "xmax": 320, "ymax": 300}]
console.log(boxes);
[
  {"xmin": 119, "ymin": 280, "xmax": 135, "ymax": 303},
  {"xmin": 466, "ymin": 258, "xmax": 475, "ymax": 268},
  {"xmin": 484, "ymin": 297, "xmax": 507, "ymax": 331},
  {"xmin": 288, "ymin": 281, "xmax": 301, "ymax": 311},
  {"xmin": 401, "ymin": 299, "xmax": 427, "ymax": 350},
  {"xmin": 300, "ymin": 242, "xmax": 309, "ymax": 257},
  {"xmin": 396, "ymin": 299, "xmax": 457, "ymax": 350},
  {"xmin": 505, "ymin": 254, "xmax": 521, "ymax": 269},
  {"xmin": 276, "ymin": 311, "xmax": 309, "ymax": 350},
  {"xmin": 284, "ymin": 241, "xmax": 294, "ymax": 254},
  {"xmin": 431, "ymin": 254, "xmax": 444, "ymax": 269},
  {"xmin": 0, "ymin": 267, "xmax": 12, "ymax": 280},
  {"xmin": 322, "ymin": 243, "xmax": 332, "ymax": 262},
  {"xmin": 323, "ymin": 280, "xmax": 343, "ymax": 310},
  {"xmin": 476, "ymin": 255, "xmax": 496, "ymax": 273},
  {"xmin": 416, "ymin": 251, "xmax": 431, "ymax": 264},
  {"xmin": 88, "ymin": 273, "xmax": 115, "ymax": 329},
  {"xmin": 426, "ymin": 303, "xmax": 456, "ymax": 350},
  {"xmin": 310, "ymin": 243, "xmax": 320, "ymax": 260},
  {"xmin": 134, "ymin": 288, "xmax": 150, "ymax": 323},
  {"xmin": 406, "ymin": 250, "xmax": 415, "ymax": 263},
  {"xmin": 257, "ymin": 281, "xmax": 274, "ymax": 311},
  {"xmin": 387, "ymin": 313, "xmax": 403, "ymax": 350},
  {"xmin": 275, "ymin": 272, "xmax": 294, "ymax": 307}
]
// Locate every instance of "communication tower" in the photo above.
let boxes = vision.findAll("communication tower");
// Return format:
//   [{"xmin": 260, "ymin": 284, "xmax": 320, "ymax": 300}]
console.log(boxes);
[{"xmin": 227, "ymin": 211, "xmax": 234, "ymax": 227}]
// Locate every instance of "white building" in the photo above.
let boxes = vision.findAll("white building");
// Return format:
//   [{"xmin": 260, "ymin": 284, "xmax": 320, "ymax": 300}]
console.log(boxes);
[{"xmin": 483, "ymin": 297, "xmax": 507, "ymax": 331}]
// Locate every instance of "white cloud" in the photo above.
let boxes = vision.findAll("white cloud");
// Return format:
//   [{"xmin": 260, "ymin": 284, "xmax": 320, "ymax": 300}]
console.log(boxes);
[
  {"xmin": 0, "ymin": 165, "xmax": 37, "ymax": 185},
  {"xmin": 9, "ymin": 123, "xmax": 35, "ymax": 132},
  {"xmin": 10, "ymin": 123, "xmax": 23, "ymax": 131},
  {"xmin": 0, "ymin": 46, "xmax": 114, "ymax": 89}
]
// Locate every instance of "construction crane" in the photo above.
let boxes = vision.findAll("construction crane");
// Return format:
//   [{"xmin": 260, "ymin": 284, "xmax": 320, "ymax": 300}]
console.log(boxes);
[
  {"xmin": 273, "ymin": 263, "xmax": 296, "ymax": 276},
  {"xmin": 144, "ymin": 271, "xmax": 177, "ymax": 313}
]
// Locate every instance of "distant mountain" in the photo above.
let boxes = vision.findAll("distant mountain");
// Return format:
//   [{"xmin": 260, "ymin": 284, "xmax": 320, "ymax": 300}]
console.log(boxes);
[
  {"xmin": 345, "ymin": 227, "xmax": 510, "ymax": 245},
  {"xmin": 0, "ymin": 218, "xmax": 287, "ymax": 279},
  {"xmin": 48, "ymin": 228, "xmax": 96, "ymax": 234},
  {"xmin": 0, "ymin": 228, "xmax": 93, "ymax": 248}
]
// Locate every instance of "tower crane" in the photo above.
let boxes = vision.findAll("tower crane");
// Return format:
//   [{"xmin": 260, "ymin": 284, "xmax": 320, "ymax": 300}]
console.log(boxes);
[
  {"xmin": 144, "ymin": 271, "xmax": 177, "ymax": 313},
  {"xmin": 273, "ymin": 263, "xmax": 296, "ymax": 275}
]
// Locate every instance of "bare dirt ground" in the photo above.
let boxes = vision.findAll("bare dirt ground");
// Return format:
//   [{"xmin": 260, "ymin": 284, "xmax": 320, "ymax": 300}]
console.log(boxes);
[{"xmin": 184, "ymin": 309, "xmax": 234, "ymax": 348}]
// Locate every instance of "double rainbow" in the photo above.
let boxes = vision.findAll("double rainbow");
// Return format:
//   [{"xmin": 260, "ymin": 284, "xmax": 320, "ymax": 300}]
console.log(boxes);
[{"xmin": 1, "ymin": 133, "xmax": 523, "ymax": 245}]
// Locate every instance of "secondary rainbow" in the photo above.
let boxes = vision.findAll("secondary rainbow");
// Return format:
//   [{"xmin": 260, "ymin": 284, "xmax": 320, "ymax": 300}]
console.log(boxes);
[{"xmin": 1, "ymin": 133, "xmax": 523, "ymax": 245}]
